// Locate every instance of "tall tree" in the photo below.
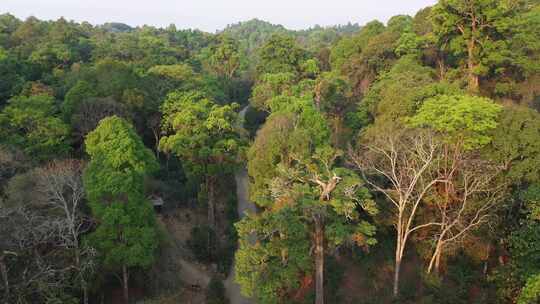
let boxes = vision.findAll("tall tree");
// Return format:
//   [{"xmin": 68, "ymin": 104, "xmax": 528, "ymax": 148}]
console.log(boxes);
[
  {"xmin": 256, "ymin": 34, "xmax": 307, "ymax": 76},
  {"xmin": 83, "ymin": 116, "xmax": 159, "ymax": 304},
  {"xmin": 351, "ymin": 126, "xmax": 443, "ymax": 297},
  {"xmin": 410, "ymin": 94, "xmax": 503, "ymax": 274},
  {"xmin": 36, "ymin": 159, "xmax": 93, "ymax": 304},
  {"xmin": 431, "ymin": 0, "xmax": 529, "ymax": 92},
  {"xmin": 244, "ymin": 99, "xmax": 377, "ymax": 304},
  {"xmin": 159, "ymin": 91, "xmax": 244, "ymax": 229}
]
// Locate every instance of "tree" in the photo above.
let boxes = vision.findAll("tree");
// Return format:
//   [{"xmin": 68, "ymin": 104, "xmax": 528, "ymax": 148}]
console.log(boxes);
[
  {"xmin": 235, "ymin": 208, "xmax": 312, "ymax": 303},
  {"xmin": 35, "ymin": 159, "xmax": 93, "ymax": 304},
  {"xmin": 256, "ymin": 34, "xmax": 307, "ymax": 76},
  {"xmin": 351, "ymin": 93, "xmax": 502, "ymax": 296},
  {"xmin": 244, "ymin": 100, "xmax": 377, "ymax": 304},
  {"xmin": 431, "ymin": 0, "xmax": 529, "ymax": 92},
  {"xmin": 361, "ymin": 55, "xmax": 439, "ymax": 128},
  {"xmin": 1, "ymin": 161, "xmax": 95, "ymax": 303},
  {"xmin": 159, "ymin": 91, "xmax": 244, "ymax": 229},
  {"xmin": 274, "ymin": 146, "xmax": 377, "ymax": 304},
  {"xmin": 0, "ymin": 94, "xmax": 70, "ymax": 160},
  {"xmin": 62, "ymin": 80, "xmax": 97, "ymax": 121},
  {"xmin": 205, "ymin": 35, "xmax": 242, "ymax": 79},
  {"xmin": 250, "ymin": 72, "xmax": 296, "ymax": 112},
  {"xmin": 314, "ymin": 71, "xmax": 355, "ymax": 146},
  {"xmin": 350, "ymin": 127, "xmax": 443, "ymax": 297},
  {"xmin": 486, "ymin": 105, "xmax": 540, "ymax": 185},
  {"xmin": 329, "ymin": 20, "xmax": 385, "ymax": 71},
  {"xmin": 410, "ymin": 95, "xmax": 503, "ymax": 274},
  {"xmin": 83, "ymin": 116, "xmax": 159, "ymax": 304}
]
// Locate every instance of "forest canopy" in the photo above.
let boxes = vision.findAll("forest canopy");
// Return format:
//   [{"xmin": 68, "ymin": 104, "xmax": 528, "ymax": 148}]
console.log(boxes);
[{"xmin": 0, "ymin": 1, "xmax": 540, "ymax": 303}]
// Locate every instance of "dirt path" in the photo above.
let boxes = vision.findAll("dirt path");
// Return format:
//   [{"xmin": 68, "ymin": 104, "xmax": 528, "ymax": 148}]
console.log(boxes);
[
  {"xmin": 178, "ymin": 258, "xmax": 211, "ymax": 287},
  {"xmin": 223, "ymin": 105, "xmax": 257, "ymax": 304}
]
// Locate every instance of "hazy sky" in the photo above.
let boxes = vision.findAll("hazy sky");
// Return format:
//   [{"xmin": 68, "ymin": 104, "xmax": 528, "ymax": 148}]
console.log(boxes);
[{"xmin": 3, "ymin": 0, "xmax": 437, "ymax": 32}]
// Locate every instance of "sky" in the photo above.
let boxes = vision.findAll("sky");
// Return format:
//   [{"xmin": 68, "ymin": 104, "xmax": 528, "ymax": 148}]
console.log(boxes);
[{"xmin": 2, "ymin": 0, "xmax": 438, "ymax": 32}]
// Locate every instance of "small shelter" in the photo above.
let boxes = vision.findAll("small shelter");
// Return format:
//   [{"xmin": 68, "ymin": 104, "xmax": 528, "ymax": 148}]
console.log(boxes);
[{"xmin": 149, "ymin": 195, "xmax": 164, "ymax": 213}]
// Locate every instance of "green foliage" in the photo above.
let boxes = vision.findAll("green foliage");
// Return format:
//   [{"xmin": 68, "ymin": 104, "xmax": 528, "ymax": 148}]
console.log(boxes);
[
  {"xmin": 235, "ymin": 208, "xmax": 312, "ymax": 304},
  {"xmin": 330, "ymin": 20, "xmax": 385, "ymax": 70},
  {"xmin": 486, "ymin": 106, "xmax": 540, "ymax": 184},
  {"xmin": 523, "ymin": 185, "xmax": 540, "ymax": 221},
  {"xmin": 159, "ymin": 90, "xmax": 243, "ymax": 177},
  {"xmin": 431, "ymin": 0, "xmax": 533, "ymax": 89},
  {"xmin": 256, "ymin": 34, "xmax": 307, "ymax": 76},
  {"xmin": 83, "ymin": 116, "xmax": 159, "ymax": 272},
  {"xmin": 62, "ymin": 80, "xmax": 96, "ymax": 120},
  {"xmin": 222, "ymin": 19, "xmax": 289, "ymax": 55},
  {"xmin": 94, "ymin": 59, "xmax": 137, "ymax": 100},
  {"xmin": 518, "ymin": 274, "xmax": 540, "ymax": 304},
  {"xmin": 204, "ymin": 35, "xmax": 242, "ymax": 79},
  {"xmin": 363, "ymin": 55, "xmax": 436, "ymax": 123},
  {"xmin": 250, "ymin": 72, "xmax": 296, "ymax": 111},
  {"xmin": 509, "ymin": 185, "xmax": 540, "ymax": 281},
  {"xmin": 247, "ymin": 99, "xmax": 330, "ymax": 206},
  {"xmin": 410, "ymin": 94, "xmax": 501, "ymax": 149},
  {"xmin": 147, "ymin": 63, "xmax": 195, "ymax": 81},
  {"xmin": 0, "ymin": 94, "xmax": 70, "ymax": 160},
  {"xmin": 0, "ymin": 7, "xmax": 539, "ymax": 304},
  {"xmin": 0, "ymin": 51, "xmax": 26, "ymax": 103},
  {"xmin": 84, "ymin": 116, "xmax": 158, "ymax": 203}
]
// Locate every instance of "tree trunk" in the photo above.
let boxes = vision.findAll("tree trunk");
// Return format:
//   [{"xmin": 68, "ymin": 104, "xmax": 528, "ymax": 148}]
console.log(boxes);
[
  {"xmin": 435, "ymin": 248, "xmax": 442, "ymax": 273},
  {"xmin": 83, "ymin": 284, "xmax": 88, "ymax": 304},
  {"xmin": 74, "ymin": 249, "xmax": 88, "ymax": 304},
  {"xmin": 427, "ymin": 241, "xmax": 443, "ymax": 274},
  {"xmin": 152, "ymin": 128, "xmax": 160, "ymax": 159},
  {"xmin": 122, "ymin": 264, "xmax": 129, "ymax": 304},
  {"xmin": 332, "ymin": 116, "xmax": 342, "ymax": 148},
  {"xmin": 393, "ymin": 255, "xmax": 401, "ymax": 298},
  {"xmin": 314, "ymin": 217, "xmax": 325, "ymax": 304},
  {"xmin": 393, "ymin": 214, "xmax": 403, "ymax": 298},
  {"xmin": 0, "ymin": 255, "xmax": 9, "ymax": 304},
  {"xmin": 467, "ymin": 37, "xmax": 479, "ymax": 93},
  {"xmin": 206, "ymin": 176, "xmax": 216, "ymax": 229},
  {"xmin": 437, "ymin": 55, "xmax": 446, "ymax": 80}
]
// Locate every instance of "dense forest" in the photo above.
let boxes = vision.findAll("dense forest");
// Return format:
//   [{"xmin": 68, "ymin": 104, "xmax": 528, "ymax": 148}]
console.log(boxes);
[{"xmin": 0, "ymin": 1, "xmax": 539, "ymax": 303}]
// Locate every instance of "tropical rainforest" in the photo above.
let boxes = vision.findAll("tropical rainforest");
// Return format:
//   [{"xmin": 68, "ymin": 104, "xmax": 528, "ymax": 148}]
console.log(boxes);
[{"xmin": 1, "ymin": 1, "xmax": 540, "ymax": 304}]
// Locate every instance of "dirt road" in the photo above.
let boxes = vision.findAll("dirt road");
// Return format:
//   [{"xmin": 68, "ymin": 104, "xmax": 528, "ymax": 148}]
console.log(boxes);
[{"xmin": 223, "ymin": 105, "xmax": 257, "ymax": 304}]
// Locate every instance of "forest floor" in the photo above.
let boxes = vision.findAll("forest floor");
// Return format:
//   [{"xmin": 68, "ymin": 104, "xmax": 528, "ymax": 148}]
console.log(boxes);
[{"xmin": 158, "ymin": 209, "xmax": 211, "ymax": 304}]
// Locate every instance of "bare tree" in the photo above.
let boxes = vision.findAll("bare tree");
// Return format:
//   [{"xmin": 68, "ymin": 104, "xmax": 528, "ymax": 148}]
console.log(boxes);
[
  {"xmin": 0, "ymin": 159, "xmax": 97, "ymax": 303},
  {"xmin": 35, "ymin": 159, "xmax": 93, "ymax": 304},
  {"xmin": 349, "ymin": 129, "xmax": 446, "ymax": 297},
  {"xmin": 423, "ymin": 147, "xmax": 505, "ymax": 274},
  {"xmin": 0, "ymin": 204, "xmax": 74, "ymax": 303}
]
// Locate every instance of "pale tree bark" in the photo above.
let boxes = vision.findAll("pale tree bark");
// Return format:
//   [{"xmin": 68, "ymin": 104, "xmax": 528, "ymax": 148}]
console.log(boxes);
[
  {"xmin": 314, "ymin": 215, "xmax": 325, "ymax": 304},
  {"xmin": 36, "ymin": 159, "xmax": 93, "ymax": 304},
  {"xmin": 0, "ymin": 204, "xmax": 83, "ymax": 303},
  {"xmin": 350, "ymin": 130, "xmax": 445, "ymax": 298},
  {"xmin": 276, "ymin": 152, "xmax": 343, "ymax": 304},
  {"xmin": 122, "ymin": 264, "xmax": 129, "ymax": 304},
  {"xmin": 425, "ymin": 151, "xmax": 504, "ymax": 275}
]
